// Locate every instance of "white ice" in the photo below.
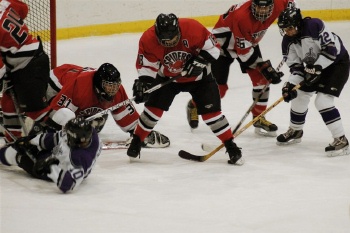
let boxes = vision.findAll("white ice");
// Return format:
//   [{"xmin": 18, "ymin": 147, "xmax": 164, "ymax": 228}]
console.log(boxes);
[{"xmin": 1, "ymin": 22, "xmax": 350, "ymax": 233}]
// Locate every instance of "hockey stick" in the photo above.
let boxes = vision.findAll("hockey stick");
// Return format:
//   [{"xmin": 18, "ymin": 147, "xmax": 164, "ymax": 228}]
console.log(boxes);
[
  {"xmin": 201, "ymin": 58, "xmax": 286, "ymax": 151},
  {"xmin": 0, "ymin": 123, "xmax": 37, "ymax": 162},
  {"xmin": 9, "ymin": 89, "xmax": 29, "ymax": 136},
  {"xmin": 178, "ymin": 82, "xmax": 303, "ymax": 162},
  {"xmin": 0, "ymin": 124, "xmax": 17, "ymax": 141},
  {"xmin": 229, "ymin": 58, "xmax": 285, "ymax": 135},
  {"xmin": 102, "ymin": 141, "xmax": 128, "ymax": 150},
  {"xmin": 86, "ymin": 73, "xmax": 185, "ymax": 122}
]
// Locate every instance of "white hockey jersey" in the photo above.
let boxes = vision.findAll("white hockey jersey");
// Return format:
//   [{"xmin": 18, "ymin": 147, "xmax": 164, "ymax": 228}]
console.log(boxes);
[{"xmin": 31, "ymin": 128, "xmax": 102, "ymax": 193}]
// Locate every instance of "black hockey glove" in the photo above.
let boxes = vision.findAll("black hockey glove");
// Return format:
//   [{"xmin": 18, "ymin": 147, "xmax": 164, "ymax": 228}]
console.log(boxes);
[
  {"xmin": 304, "ymin": 64, "xmax": 322, "ymax": 86},
  {"xmin": 256, "ymin": 60, "xmax": 283, "ymax": 84},
  {"xmin": 282, "ymin": 82, "xmax": 297, "ymax": 103},
  {"xmin": 12, "ymin": 135, "xmax": 39, "ymax": 158},
  {"xmin": 132, "ymin": 76, "xmax": 153, "ymax": 104},
  {"xmin": 183, "ymin": 56, "xmax": 208, "ymax": 77},
  {"xmin": 33, "ymin": 156, "xmax": 59, "ymax": 178},
  {"xmin": 90, "ymin": 114, "xmax": 108, "ymax": 133}
]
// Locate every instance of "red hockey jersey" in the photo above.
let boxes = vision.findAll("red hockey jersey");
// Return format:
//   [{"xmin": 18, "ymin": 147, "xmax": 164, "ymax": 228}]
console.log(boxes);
[
  {"xmin": 136, "ymin": 18, "xmax": 220, "ymax": 83},
  {"xmin": 0, "ymin": 0, "xmax": 40, "ymax": 72},
  {"xmin": 49, "ymin": 64, "xmax": 139, "ymax": 133},
  {"xmin": 212, "ymin": 0, "xmax": 296, "ymax": 65}
]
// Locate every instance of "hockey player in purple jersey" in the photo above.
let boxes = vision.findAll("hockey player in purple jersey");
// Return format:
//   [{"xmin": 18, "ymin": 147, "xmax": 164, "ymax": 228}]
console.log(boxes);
[
  {"xmin": 276, "ymin": 8, "xmax": 349, "ymax": 157},
  {"xmin": 0, "ymin": 116, "xmax": 102, "ymax": 193}
]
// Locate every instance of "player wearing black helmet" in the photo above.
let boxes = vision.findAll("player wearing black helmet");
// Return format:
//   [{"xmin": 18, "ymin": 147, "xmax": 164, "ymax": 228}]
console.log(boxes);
[
  {"xmin": 155, "ymin": 13, "xmax": 181, "ymax": 47},
  {"xmin": 31, "ymin": 62, "xmax": 170, "ymax": 149},
  {"xmin": 128, "ymin": 13, "xmax": 244, "ymax": 165},
  {"xmin": 251, "ymin": 0, "xmax": 274, "ymax": 22},
  {"xmin": 185, "ymin": 0, "xmax": 296, "ymax": 136},
  {"xmin": 65, "ymin": 117, "xmax": 93, "ymax": 148},
  {"xmin": 93, "ymin": 63, "xmax": 121, "ymax": 102},
  {"xmin": 277, "ymin": 7, "xmax": 302, "ymax": 37},
  {"xmin": 0, "ymin": 117, "xmax": 102, "ymax": 193},
  {"xmin": 276, "ymin": 8, "xmax": 349, "ymax": 157}
]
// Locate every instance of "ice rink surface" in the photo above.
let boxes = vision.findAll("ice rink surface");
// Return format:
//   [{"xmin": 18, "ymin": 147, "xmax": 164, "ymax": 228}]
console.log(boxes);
[{"xmin": 1, "ymin": 22, "xmax": 350, "ymax": 233}]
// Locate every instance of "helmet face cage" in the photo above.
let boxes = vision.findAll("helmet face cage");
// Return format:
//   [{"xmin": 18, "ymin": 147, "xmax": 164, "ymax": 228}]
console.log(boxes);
[
  {"xmin": 65, "ymin": 117, "xmax": 93, "ymax": 149},
  {"xmin": 251, "ymin": 0, "xmax": 274, "ymax": 22},
  {"xmin": 94, "ymin": 63, "xmax": 121, "ymax": 102},
  {"xmin": 102, "ymin": 80, "xmax": 120, "ymax": 98},
  {"xmin": 277, "ymin": 8, "xmax": 302, "ymax": 36},
  {"xmin": 155, "ymin": 13, "xmax": 180, "ymax": 47}
]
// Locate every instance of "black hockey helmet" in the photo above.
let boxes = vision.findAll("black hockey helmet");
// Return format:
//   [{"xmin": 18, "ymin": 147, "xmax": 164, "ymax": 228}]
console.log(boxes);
[
  {"xmin": 65, "ymin": 117, "xmax": 93, "ymax": 148},
  {"xmin": 277, "ymin": 8, "xmax": 302, "ymax": 36},
  {"xmin": 155, "ymin": 13, "xmax": 180, "ymax": 47},
  {"xmin": 251, "ymin": 0, "xmax": 274, "ymax": 22},
  {"xmin": 93, "ymin": 63, "xmax": 121, "ymax": 102}
]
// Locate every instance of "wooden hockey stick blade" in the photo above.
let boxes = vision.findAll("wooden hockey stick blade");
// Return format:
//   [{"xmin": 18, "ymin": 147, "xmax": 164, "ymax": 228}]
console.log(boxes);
[
  {"xmin": 178, "ymin": 83, "xmax": 302, "ymax": 162},
  {"xmin": 178, "ymin": 144, "xmax": 225, "ymax": 162},
  {"xmin": 102, "ymin": 141, "xmax": 128, "ymax": 150}
]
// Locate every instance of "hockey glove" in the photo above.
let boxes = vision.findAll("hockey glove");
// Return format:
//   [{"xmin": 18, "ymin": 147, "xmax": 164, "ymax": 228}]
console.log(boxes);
[
  {"xmin": 282, "ymin": 82, "xmax": 297, "ymax": 103},
  {"xmin": 12, "ymin": 135, "xmax": 39, "ymax": 158},
  {"xmin": 132, "ymin": 76, "xmax": 153, "ymax": 104},
  {"xmin": 304, "ymin": 64, "xmax": 322, "ymax": 86},
  {"xmin": 33, "ymin": 156, "xmax": 59, "ymax": 178},
  {"xmin": 183, "ymin": 56, "xmax": 208, "ymax": 77},
  {"xmin": 257, "ymin": 60, "xmax": 283, "ymax": 84},
  {"xmin": 91, "ymin": 114, "xmax": 108, "ymax": 133}
]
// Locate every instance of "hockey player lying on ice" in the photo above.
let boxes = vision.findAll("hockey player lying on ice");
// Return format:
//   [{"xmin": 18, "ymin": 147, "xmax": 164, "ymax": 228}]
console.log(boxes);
[{"xmin": 0, "ymin": 117, "xmax": 101, "ymax": 193}]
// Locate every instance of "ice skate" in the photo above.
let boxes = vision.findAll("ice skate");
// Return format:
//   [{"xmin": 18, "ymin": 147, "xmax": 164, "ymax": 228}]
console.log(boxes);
[
  {"xmin": 325, "ymin": 135, "xmax": 349, "ymax": 157},
  {"xmin": 253, "ymin": 116, "xmax": 278, "ymax": 137},
  {"xmin": 142, "ymin": 131, "xmax": 170, "ymax": 148},
  {"xmin": 276, "ymin": 127, "xmax": 303, "ymax": 145},
  {"xmin": 127, "ymin": 134, "xmax": 142, "ymax": 160},
  {"xmin": 186, "ymin": 99, "xmax": 198, "ymax": 130},
  {"xmin": 224, "ymin": 140, "xmax": 244, "ymax": 165}
]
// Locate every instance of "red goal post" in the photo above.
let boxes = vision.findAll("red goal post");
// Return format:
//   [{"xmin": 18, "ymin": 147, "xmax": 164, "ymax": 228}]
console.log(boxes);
[{"xmin": 23, "ymin": 0, "xmax": 57, "ymax": 68}]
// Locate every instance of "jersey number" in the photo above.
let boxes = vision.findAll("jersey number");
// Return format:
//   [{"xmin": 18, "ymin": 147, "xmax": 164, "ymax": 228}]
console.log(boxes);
[
  {"xmin": 320, "ymin": 32, "xmax": 331, "ymax": 44},
  {"xmin": 236, "ymin": 37, "xmax": 246, "ymax": 49},
  {"xmin": 126, "ymin": 103, "xmax": 135, "ymax": 115},
  {"xmin": 57, "ymin": 94, "xmax": 72, "ymax": 108},
  {"xmin": 2, "ymin": 9, "xmax": 28, "ymax": 45}
]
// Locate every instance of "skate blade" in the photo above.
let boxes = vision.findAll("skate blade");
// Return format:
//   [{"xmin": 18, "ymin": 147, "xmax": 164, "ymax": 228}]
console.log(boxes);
[
  {"xmin": 276, "ymin": 138, "xmax": 302, "ymax": 146},
  {"xmin": 227, "ymin": 157, "xmax": 245, "ymax": 166},
  {"xmin": 254, "ymin": 127, "xmax": 277, "ymax": 137},
  {"xmin": 326, "ymin": 147, "xmax": 350, "ymax": 157},
  {"xmin": 129, "ymin": 156, "xmax": 141, "ymax": 162}
]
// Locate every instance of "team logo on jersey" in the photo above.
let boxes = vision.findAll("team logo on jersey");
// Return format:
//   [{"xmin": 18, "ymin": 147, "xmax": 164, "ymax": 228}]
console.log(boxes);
[
  {"xmin": 79, "ymin": 107, "xmax": 104, "ymax": 117},
  {"xmin": 252, "ymin": 30, "xmax": 267, "ymax": 43},
  {"xmin": 163, "ymin": 51, "xmax": 192, "ymax": 73},
  {"xmin": 303, "ymin": 48, "xmax": 318, "ymax": 65}
]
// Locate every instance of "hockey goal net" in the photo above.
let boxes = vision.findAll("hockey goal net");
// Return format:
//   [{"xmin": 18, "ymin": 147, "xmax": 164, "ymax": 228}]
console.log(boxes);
[
  {"xmin": 0, "ymin": 0, "xmax": 57, "ymax": 135},
  {"xmin": 22, "ymin": 0, "xmax": 57, "ymax": 68}
]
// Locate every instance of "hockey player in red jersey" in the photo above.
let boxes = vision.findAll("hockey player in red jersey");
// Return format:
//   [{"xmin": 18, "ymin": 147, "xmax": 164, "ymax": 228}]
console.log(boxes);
[
  {"xmin": 186, "ymin": 0, "xmax": 296, "ymax": 136},
  {"xmin": 127, "ymin": 13, "xmax": 244, "ymax": 165},
  {"xmin": 36, "ymin": 63, "xmax": 170, "ymax": 148},
  {"xmin": 0, "ymin": 0, "xmax": 51, "ymax": 142}
]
